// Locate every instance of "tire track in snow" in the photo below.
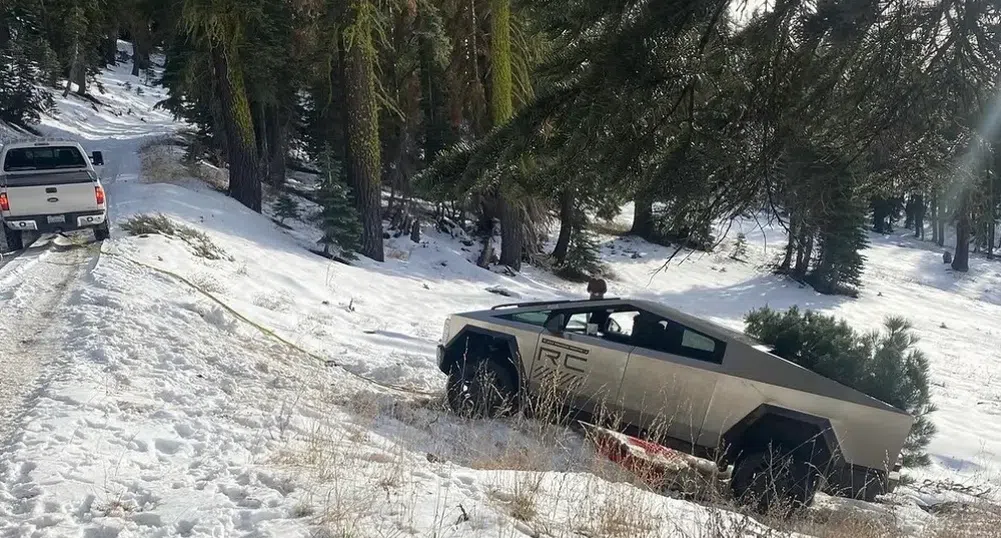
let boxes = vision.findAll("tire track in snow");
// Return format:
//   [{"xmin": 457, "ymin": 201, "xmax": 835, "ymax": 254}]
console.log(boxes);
[{"xmin": 0, "ymin": 243, "xmax": 97, "ymax": 445}]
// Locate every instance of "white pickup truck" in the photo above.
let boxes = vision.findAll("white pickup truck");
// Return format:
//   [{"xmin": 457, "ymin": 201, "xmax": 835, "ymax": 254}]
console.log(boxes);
[{"xmin": 0, "ymin": 138, "xmax": 110, "ymax": 252}]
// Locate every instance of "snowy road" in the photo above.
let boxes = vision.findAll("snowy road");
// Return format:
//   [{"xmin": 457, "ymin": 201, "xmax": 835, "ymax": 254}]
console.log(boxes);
[{"xmin": 0, "ymin": 239, "xmax": 98, "ymax": 442}]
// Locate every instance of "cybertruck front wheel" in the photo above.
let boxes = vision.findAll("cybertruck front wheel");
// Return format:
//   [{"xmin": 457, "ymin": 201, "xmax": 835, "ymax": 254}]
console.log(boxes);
[{"xmin": 446, "ymin": 359, "xmax": 517, "ymax": 419}]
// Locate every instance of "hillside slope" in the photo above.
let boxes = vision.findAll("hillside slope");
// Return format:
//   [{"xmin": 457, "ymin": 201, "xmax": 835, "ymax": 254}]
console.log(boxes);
[{"xmin": 0, "ymin": 47, "xmax": 998, "ymax": 537}]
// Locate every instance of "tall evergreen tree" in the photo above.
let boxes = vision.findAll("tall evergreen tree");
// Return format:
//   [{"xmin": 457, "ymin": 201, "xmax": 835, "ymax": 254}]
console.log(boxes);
[
  {"xmin": 342, "ymin": 0, "xmax": 385, "ymax": 262},
  {"xmin": 179, "ymin": 0, "xmax": 263, "ymax": 212}
]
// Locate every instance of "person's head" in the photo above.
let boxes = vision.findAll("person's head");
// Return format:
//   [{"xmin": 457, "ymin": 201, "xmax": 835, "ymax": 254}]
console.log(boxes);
[{"xmin": 587, "ymin": 277, "xmax": 607, "ymax": 299}]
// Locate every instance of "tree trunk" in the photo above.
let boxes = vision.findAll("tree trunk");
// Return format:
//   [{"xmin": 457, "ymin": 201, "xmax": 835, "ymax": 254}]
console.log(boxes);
[
  {"xmin": 552, "ymin": 188, "xmax": 574, "ymax": 263},
  {"xmin": 914, "ymin": 194, "xmax": 924, "ymax": 239},
  {"xmin": 102, "ymin": 25, "xmax": 118, "ymax": 65},
  {"xmin": 210, "ymin": 43, "xmax": 262, "ymax": 212},
  {"xmin": 343, "ymin": 0, "xmax": 385, "ymax": 262},
  {"xmin": 64, "ymin": 42, "xmax": 79, "ymax": 98},
  {"xmin": 267, "ymin": 105, "xmax": 287, "ymax": 186},
  {"xmin": 990, "ymin": 147, "xmax": 999, "ymax": 259},
  {"xmin": 132, "ymin": 36, "xmax": 142, "ymax": 76},
  {"xmin": 930, "ymin": 191, "xmax": 939, "ymax": 244},
  {"xmin": 498, "ymin": 197, "xmax": 523, "ymax": 270},
  {"xmin": 937, "ymin": 206, "xmax": 946, "ymax": 247},
  {"xmin": 0, "ymin": 21, "xmax": 10, "ymax": 48},
  {"xmin": 75, "ymin": 63, "xmax": 87, "ymax": 96},
  {"xmin": 410, "ymin": 219, "xmax": 421, "ymax": 243},
  {"xmin": 794, "ymin": 229, "xmax": 813, "ymax": 279},
  {"xmin": 780, "ymin": 215, "xmax": 796, "ymax": 273},
  {"xmin": 489, "ymin": 0, "xmax": 521, "ymax": 270},
  {"xmin": 489, "ymin": 0, "xmax": 513, "ymax": 124},
  {"xmin": 989, "ymin": 213, "xmax": 996, "ymax": 260},
  {"xmin": 630, "ymin": 192, "xmax": 655, "ymax": 239},
  {"xmin": 253, "ymin": 101, "xmax": 270, "ymax": 183},
  {"xmin": 418, "ymin": 10, "xmax": 450, "ymax": 164},
  {"xmin": 132, "ymin": 35, "xmax": 150, "ymax": 77},
  {"xmin": 952, "ymin": 188, "xmax": 971, "ymax": 272}
]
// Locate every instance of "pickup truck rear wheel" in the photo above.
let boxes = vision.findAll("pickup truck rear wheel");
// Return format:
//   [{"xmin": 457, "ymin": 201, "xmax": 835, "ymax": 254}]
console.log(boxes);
[
  {"xmin": 94, "ymin": 222, "xmax": 110, "ymax": 241},
  {"xmin": 3, "ymin": 227, "xmax": 24, "ymax": 252},
  {"xmin": 446, "ymin": 359, "xmax": 517, "ymax": 419},
  {"xmin": 731, "ymin": 448, "xmax": 819, "ymax": 515}
]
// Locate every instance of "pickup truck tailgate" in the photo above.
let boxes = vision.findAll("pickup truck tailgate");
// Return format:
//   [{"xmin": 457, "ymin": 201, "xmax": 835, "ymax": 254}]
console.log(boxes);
[{"xmin": 2, "ymin": 171, "xmax": 98, "ymax": 217}]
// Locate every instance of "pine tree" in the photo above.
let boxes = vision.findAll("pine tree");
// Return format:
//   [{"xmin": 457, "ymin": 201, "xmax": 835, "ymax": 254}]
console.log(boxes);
[
  {"xmin": 316, "ymin": 152, "xmax": 362, "ymax": 259},
  {"xmin": 811, "ymin": 189, "xmax": 869, "ymax": 296},
  {"xmin": 0, "ymin": 39, "xmax": 53, "ymax": 128},
  {"xmin": 554, "ymin": 206, "xmax": 604, "ymax": 282},
  {"xmin": 343, "ymin": 0, "xmax": 385, "ymax": 262},
  {"xmin": 272, "ymin": 193, "xmax": 299, "ymax": 224},
  {"xmin": 180, "ymin": 0, "xmax": 264, "ymax": 212},
  {"xmin": 730, "ymin": 233, "xmax": 747, "ymax": 261},
  {"xmin": 490, "ymin": 0, "xmax": 525, "ymax": 271}
]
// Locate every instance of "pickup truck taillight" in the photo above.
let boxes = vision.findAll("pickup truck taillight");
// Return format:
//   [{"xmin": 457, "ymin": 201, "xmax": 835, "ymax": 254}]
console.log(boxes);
[
  {"xmin": 95, "ymin": 186, "xmax": 105, "ymax": 205},
  {"xmin": 0, "ymin": 192, "xmax": 8, "ymax": 211}
]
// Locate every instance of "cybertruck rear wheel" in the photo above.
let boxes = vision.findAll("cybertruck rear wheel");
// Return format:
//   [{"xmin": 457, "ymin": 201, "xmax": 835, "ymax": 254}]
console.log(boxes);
[
  {"xmin": 731, "ymin": 448, "xmax": 819, "ymax": 515},
  {"xmin": 446, "ymin": 359, "xmax": 517, "ymax": 419}
]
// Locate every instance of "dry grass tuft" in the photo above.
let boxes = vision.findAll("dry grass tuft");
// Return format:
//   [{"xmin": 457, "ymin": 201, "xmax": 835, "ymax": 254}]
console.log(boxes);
[
  {"xmin": 490, "ymin": 472, "xmax": 544, "ymax": 523},
  {"xmin": 139, "ymin": 142, "xmax": 190, "ymax": 183},
  {"xmin": 189, "ymin": 272, "xmax": 227, "ymax": 294},
  {"xmin": 591, "ymin": 219, "xmax": 632, "ymax": 237},
  {"xmin": 253, "ymin": 292, "xmax": 292, "ymax": 312},
  {"xmin": 138, "ymin": 136, "xmax": 230, "ymax": 190},
  {"xmin": 95, "ymin": 498, "xmax": 140, "ymax": 518},
  {"xmin": 189, "ymin": 160, "xmax": 229, "ymax": 191},
  {"xmin": 120, "ymin": 213, "xmax": 230, "ymax": 260},
  {"xmin": 592, "ymin": 494, "xmax": 658, "ymax": 537},
  {"xmin": 931, "ymin": 502, "xmax": 1001, "ymax": 538},
  {"xmin": 785, "ymin": 506, "xmax": 903, "ymax": 538}
]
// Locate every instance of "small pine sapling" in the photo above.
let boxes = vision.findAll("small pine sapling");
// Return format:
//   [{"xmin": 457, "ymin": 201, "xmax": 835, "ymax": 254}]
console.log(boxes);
[
  {"xmin": 315, "ymin": 151, "xmax": 362, "ymax": 259},
  {"xmin": 555, "ymin": 225, "xmax": 606, "ymax": 282},
  {"xmin": 730, "ymin": 233, "xmax": 748, "ymax": 261},
  {"xmin": 272, "ymin": 192, "xmax": 300, "ymax": 224}
]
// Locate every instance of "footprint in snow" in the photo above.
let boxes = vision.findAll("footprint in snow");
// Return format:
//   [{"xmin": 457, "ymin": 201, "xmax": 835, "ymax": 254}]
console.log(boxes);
[{"xmin": 154, "ymin": 438, "xmax": 184, "ymax": 455}]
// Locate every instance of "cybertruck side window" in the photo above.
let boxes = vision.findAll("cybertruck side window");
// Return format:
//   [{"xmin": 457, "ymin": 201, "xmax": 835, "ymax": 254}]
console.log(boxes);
[
  {"xmin": 498, "ymin": 310, "xmax": 551, "ymax": 327},
  {"xmin": 631, "ymin": 310, "xmax": 726, "ymax": 364},
  {"xmin": 682, "ymin": 329, "xmax": 716, "ymax": 353}
]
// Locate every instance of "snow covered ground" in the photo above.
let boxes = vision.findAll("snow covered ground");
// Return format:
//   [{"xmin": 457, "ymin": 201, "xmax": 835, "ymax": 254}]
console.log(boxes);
[{"xmin": 0, "ymin": 43, "xmax": 998, "ymax": 537}]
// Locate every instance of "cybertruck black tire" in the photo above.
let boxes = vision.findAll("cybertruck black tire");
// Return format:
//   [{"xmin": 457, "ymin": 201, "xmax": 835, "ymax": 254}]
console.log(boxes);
[
  {"xmin": 446, "ymin": 359, "xmax": 518, "ymax": 419},
  {"xmin": 731, "ymin": 448, "xmax": 819, "ymax": 516}
]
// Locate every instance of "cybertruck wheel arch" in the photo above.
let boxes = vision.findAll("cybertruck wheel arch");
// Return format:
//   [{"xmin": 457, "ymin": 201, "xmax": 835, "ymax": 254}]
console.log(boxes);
[
  {"xmin": 440, "ymin": 326, "xmax": 523, "ymax": 390},
  {"xmin": 721, "ymin": 404, "xmax": 842, "ymax": 466}
]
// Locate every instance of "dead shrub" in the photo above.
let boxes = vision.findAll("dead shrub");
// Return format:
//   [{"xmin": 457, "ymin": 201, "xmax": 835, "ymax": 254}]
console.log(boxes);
[
  {"xmin": 139, "ymin": 143, "xmax": 189, "ymax": 183},
  {"xmin": 253, "ymin": 292, "xmax": 292, "ymax": 312},
  {"xmin": 189, "ymin": 273, "xmax": 227, "ymax": 294},
  {"xmin": 785, "ymin": 506, "xmax": 903, "ymax": 538},
  {"xmin": 189, "ymin": 161, "xmax": 229, "ymax": 191},
  {"xmin": 120, "ymin": 213, "xmax": 230, "ymax": 260}
]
